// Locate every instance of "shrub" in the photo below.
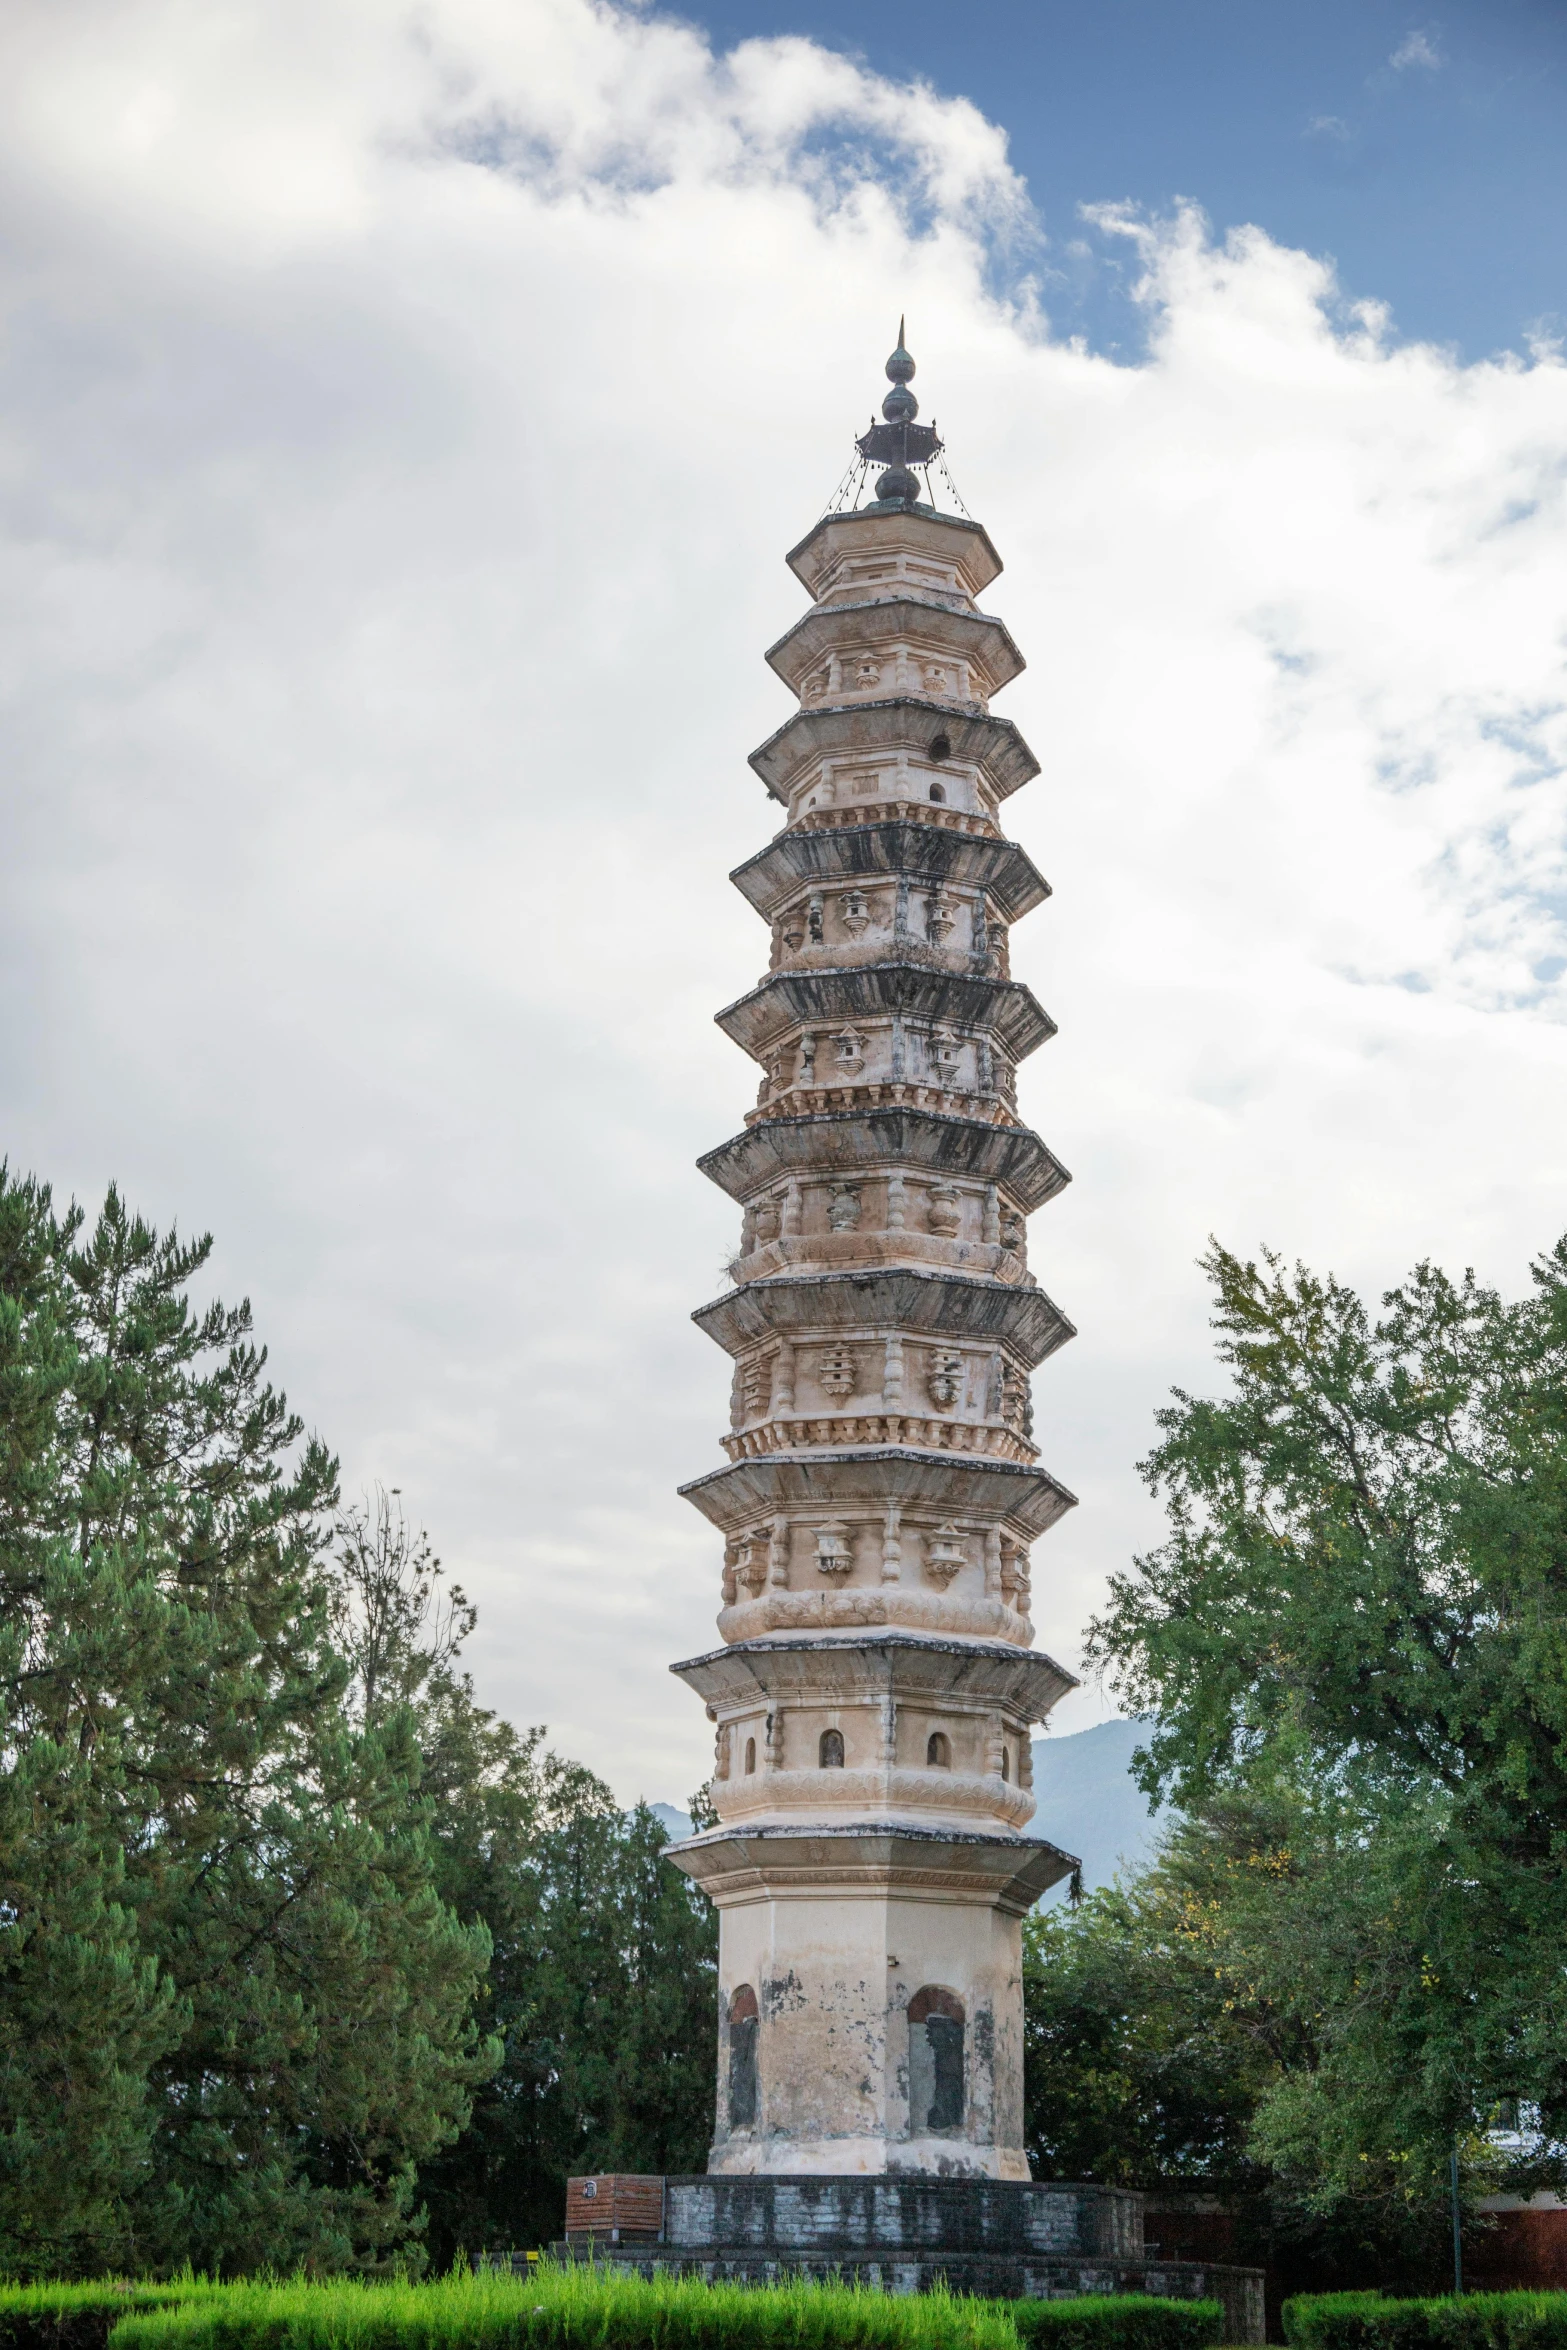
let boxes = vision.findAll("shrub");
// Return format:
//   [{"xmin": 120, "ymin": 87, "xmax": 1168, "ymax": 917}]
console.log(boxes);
[
  {"xmin": 109, "ymin": 2267, "xmax": 1018, "ymax": 2350},
  {"xmin": 1282, "ymin": 2291, "xmax": 1567, "ymax": 2350},
  {"xmin": 0, "ymin": 2283, "xmax": 210, "ymax": 2350},
  {"xmin": 1012, "ymin": 2297, "xmax": 1224, "ymax": 2350}
]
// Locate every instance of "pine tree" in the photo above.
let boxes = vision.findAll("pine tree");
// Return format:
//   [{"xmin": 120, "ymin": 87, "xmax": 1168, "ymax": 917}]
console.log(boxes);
[{"xmin": 0, "ymin": 1170, "xmax": 492, "ymax": 2275}]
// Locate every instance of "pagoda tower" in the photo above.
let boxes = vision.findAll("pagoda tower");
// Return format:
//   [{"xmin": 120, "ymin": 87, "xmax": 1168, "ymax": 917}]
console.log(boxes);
[{"xmin": 667, "ymin": 329, "xmax": 1078, "ymax": 2182}]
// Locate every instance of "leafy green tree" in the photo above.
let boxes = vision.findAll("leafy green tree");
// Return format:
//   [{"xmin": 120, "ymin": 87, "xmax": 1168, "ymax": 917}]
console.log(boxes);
[
  {"xmin": 1021, "ymin": 1796, "xmax": 1459, "ymax": 2295},
  {"xmin": 0, "ymin": 1170, "xmax": 492, "ymax": 2276},
  {"xmin": 1024, "ymin": 1815, "xmax": 1282, "ymax": 2192},
  {"xmin": 1084, "ymin": 1236, "xmax": 1567, "ymax": 2254},
  {"xmin": 327, "ymin": 1490, "xmax": 719, "ymax": 2262}
]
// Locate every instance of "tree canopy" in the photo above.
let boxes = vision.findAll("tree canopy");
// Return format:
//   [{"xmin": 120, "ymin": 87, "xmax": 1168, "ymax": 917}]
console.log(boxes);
[
  {"xmin": 1070, "ymin": 1236, "xmax": 1567, "ymax": 2258},
  {"xmin": 0, "ymin": 1166, "xmax": 716, "ymax": 2278}
]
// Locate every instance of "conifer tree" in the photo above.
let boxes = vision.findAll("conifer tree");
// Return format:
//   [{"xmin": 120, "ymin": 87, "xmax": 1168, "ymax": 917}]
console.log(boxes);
[{"xmin": 0, "ymin": 1169, "xmax": 492, "ymax": 2275}]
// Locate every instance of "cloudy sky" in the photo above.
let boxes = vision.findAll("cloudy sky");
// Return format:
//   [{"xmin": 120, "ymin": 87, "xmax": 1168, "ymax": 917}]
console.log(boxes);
[{"xmin": 3, "ymin": 0, "xmax": 1566, "ymax": 1808}]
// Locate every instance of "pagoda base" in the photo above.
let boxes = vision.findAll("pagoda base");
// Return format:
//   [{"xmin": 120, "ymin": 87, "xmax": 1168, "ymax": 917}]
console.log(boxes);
[{"xmin": 553, "ymin": 2176, "xmax": 1264, "ymax": 2343}]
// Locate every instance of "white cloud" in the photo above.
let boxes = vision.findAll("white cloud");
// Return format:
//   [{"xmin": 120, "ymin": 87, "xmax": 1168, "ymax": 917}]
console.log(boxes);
[
  {"xmin": 1, "ymin": 0, "xmax": 1566, "ymax": 1816},
  {"xmin": 1389, "ymin": 27, "xmax": 1444, "ymax": 70}
]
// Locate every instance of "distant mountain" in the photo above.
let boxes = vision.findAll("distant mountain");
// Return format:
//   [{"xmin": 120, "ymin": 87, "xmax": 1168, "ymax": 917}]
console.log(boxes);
[
  {"xmin": 1030, "ymin": 1718, "xmax": 1168, "ymax": 1898},
  {"xmin": 646, "ymin": 1720, "xmax": 1165, "ymax": 1900}
]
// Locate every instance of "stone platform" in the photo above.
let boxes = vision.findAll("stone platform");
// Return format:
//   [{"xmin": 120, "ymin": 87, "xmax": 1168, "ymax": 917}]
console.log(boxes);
[{"xmin": 554, "ymin": 2175, "xmax": 1265, "ymax": 2344}]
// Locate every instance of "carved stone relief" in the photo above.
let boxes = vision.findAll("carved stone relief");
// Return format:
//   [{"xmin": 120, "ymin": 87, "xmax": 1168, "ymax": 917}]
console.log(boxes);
[
  {"xmin": 752, "ymin": 1193, "xmax": 783, "ymax": 1246},
  {"xmin": 817, "ymin": 1346, "xmax": 858, "ymax": 1401},
  {"xmin": 924, "ymin": 1522, "xmax": 967, "ymax": 1587},
  {"xmin": 927, "ymin": 1349, "xmax": 964, "ymax": 1411},
  {"xmin": 735, "ymin": 1528, "xmax": 770, "ymax": 1594},
  {"xmin": 927, "ymin": 1025, "xmax": 962, "ymax": 1080},
  {"xmin": 1001, "ymin": 1361, "xmax": 1033, "ymax": 1438},
  {"xmin": 814, "ymin": 1520, "xmax": 854, "ymax": 1579},
  {"xmin": 827, "ymin": 1182, "xmax": 862, "ymax": 1232}
]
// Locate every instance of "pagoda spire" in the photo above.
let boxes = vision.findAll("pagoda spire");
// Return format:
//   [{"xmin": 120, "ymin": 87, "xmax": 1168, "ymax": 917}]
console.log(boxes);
[
  {"xmin": 666, "ymin": 332, "xmax": 1078, "ymax": 2182},
  {"xmin": 856, "ymin": 321, "xmax": 944, "ymax": 506}
]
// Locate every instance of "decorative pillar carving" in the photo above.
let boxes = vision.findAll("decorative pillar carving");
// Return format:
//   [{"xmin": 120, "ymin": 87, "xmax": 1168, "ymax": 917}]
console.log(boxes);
[
  {"xmin": 881, "ymin": 1503, "xmax": 903, "ymax": 1584},
  {"xmin": 773, "ymin": 1339, "xmax": 796, "ymax": 1414}
]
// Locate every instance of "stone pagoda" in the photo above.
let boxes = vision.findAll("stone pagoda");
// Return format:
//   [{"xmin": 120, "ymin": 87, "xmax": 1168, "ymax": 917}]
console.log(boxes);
[{"xmin": 667, "ymin": 327, "xmax": 1080, "ymax": 2182}]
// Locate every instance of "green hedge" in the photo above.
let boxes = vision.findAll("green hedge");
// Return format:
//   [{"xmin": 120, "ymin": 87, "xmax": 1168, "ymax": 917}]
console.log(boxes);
[
  {"xmin": 1283, "ymin": 2292, "xmax": 1567, "ymax": 2350},
  {"xmin": 8, "ymin": 2273, "xmax": 1229, "ymax": 2350},
  {"xmin": 1013, "ymin": 2297, "xmax": 1224, "ymax": 2350},
  {"xmin": 0, "ymin": 2284, "xmax": 210, "ymax": 2350},
  {"xmin": 108, "ymin": 2269, "xmax": 1018, "ymax": 2350}
]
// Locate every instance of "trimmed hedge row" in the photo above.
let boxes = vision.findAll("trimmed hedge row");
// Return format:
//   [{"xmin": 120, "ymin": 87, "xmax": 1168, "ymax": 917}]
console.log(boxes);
[
  {"xmin": 1283, "ymin": 2292, "xmax": 1567, "ymax": 2350},
  {"xmin": 0, "ymin": 2272, "xmax": 1228, "ymax": 2350},
  {"xmin": 1013, "ymin": 2296, "xmax": 1223, "ymax": 2350},
  {"xmin": 108, "ymin": 2272, "xmax": 1019, "ymax": 2350},
  {"xmin": 0, "ymin": 2284, "xmax": 211, "ymax": 2350}
]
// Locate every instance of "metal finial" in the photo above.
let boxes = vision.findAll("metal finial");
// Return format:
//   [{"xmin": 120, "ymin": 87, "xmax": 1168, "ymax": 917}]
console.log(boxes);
[{"xmin": 856, "ymin": 322, "xmax": 940, "ymax": 506}]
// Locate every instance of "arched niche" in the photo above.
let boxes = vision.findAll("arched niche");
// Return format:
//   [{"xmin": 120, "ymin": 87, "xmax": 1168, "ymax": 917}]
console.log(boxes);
[
  {"xmin": 908, "ymin": 1985, "xmax": 965, "ymax": 2135},
  {"xmin": 728, "ymin": 1983, "xmax": 760, "ymax": 2128}
]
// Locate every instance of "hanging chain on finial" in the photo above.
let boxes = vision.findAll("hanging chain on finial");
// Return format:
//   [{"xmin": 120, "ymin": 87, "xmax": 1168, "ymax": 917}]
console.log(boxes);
[{"xmin": 855, "ymin": 322, "xmax": 943, "ymax": 506}]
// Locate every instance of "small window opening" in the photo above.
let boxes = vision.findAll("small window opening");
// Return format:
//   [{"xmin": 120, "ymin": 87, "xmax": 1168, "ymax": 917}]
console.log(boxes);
[
  {"xmin": 819, "ymin": 1727, "xmax": 845, "ymax": 1769},
  {"xmin": 926, "ymin": 1732, "xmax": 951, "ymax": 1768},
  {"xmin": 929, "ymin": 781, "xmax": 945, "ymax": 803},
  {"xmin": 1000, "ymin": 1745, "xmax": 1010, "ymax": 1781},
  {"xmin": 928, "ymin": 733, "xmax": 951, "ymax": 761},
  {"xmin": 744, "ymin": 1736, "xmax": 757, "ymax": 1775}
]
